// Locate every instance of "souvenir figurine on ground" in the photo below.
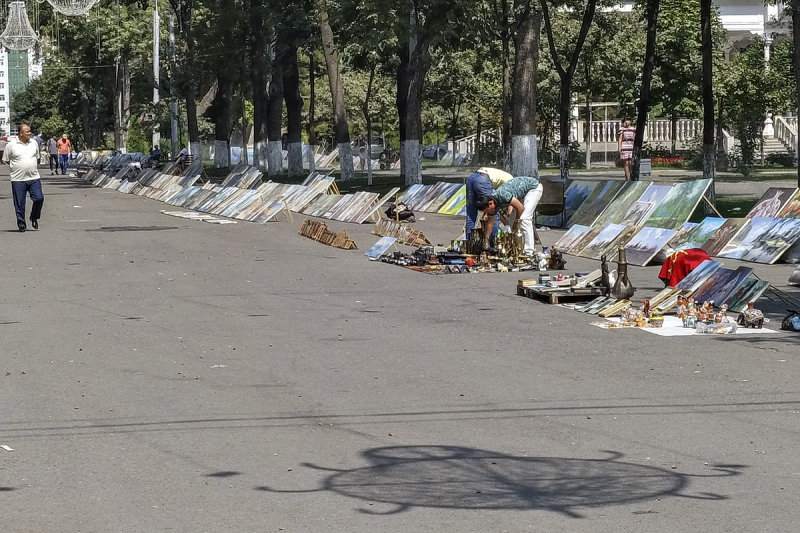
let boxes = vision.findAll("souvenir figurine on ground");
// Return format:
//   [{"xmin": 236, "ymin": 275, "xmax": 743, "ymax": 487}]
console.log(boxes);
[
  {"xmin": 737, "ymin": 302, "xmax": 765, "ymax": 328},
  {"xmin": 676, "ymin": 296, "xmax": 688, "ymax": 320}
]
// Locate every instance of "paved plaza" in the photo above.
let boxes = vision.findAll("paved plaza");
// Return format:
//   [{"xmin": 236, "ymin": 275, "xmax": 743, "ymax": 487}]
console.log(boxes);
[{"xmin": 1, "ymin": 168, "xmax": 799, "ymax": 531}]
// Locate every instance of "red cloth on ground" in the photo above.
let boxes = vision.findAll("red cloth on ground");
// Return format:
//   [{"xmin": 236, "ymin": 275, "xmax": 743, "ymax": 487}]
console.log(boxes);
[{"xmin": 659, "ymin": 248, "xmax": 711, "ymax": 287}]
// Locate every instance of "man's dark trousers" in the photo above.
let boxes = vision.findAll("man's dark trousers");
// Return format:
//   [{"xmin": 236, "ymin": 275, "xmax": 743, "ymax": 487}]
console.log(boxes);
[
  {"xmin": 12, "ymin": 179, "xmax": 43, "ymax": 230},
  {"xmin": 49, "ymin": 154, "xmax": 58, "ymax": 173}
]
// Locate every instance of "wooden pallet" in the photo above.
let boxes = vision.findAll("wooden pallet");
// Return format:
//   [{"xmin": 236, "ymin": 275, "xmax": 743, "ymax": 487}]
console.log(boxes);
[{"xmin": 516, "ymin": 283, "xmax": 605, "ymax": 304}]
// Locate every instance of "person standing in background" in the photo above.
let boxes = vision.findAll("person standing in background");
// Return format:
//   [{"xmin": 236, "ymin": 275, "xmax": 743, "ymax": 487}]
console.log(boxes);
[
  {"xmin": 617, "ymin": 117, "xmax": 636, "ymax": 181},
  {"xmin": 57, "ymin": 133, "xmax": 72, "ymax": 175},
  {"xmin": 46, "ymin": 135, "xmax": 59, "ymax": 174}
]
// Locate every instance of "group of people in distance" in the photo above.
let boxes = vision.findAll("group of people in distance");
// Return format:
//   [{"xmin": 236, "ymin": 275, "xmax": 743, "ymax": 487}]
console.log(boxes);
[
  {"xmin": 2, "ymin": 117, "xmax": 635, "ymax": 241},
  {"xmin": 2, "ymin": 127, "xmax": 193, "ymax": 233}
]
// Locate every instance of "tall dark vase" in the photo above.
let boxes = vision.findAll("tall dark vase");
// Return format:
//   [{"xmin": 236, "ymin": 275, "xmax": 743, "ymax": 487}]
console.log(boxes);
[{"xmin": 611, "ymin": 245, "xmax": 635, "ymax": 299}]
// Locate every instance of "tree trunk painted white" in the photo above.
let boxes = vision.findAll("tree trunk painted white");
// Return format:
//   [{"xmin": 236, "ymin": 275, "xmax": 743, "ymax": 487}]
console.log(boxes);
[
  {"xmin": 213, "ymin": 139, "xmax": 229, "ymax": 168},
  {"xmin": 190, "ymin": 141, "xmax": 200, "ymax": 159},
  {"xmin": 511, "ymin": 134, "xmax": 538, "ymax": 177},
  {"xmin": 308, "ymin": 144, "xmax": 318, "ymax": 172},
  {"xmin": 337, "ymin": 142, "xmax": 354, "ymax": 180},
  {"xmin": 401, "ymin": 140, "xmax": 422, "ymax": 185},
  {"xmin": 703, "ymin": 144, "xmax": 716, "ymax": 214},
  {"xmin": 267, "ymin": 140, "xmax": 283, "ymax": 176},
  {"xmin": 288, "ymin": 141, "xmax": 303, "ymax": 176},
  {"xmin": 255, "ymin": 141, "xmax": 268, "ymax": 170}
]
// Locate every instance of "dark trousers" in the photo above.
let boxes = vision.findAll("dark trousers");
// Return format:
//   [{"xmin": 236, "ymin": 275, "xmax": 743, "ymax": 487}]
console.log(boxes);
[
  {"xmin": 59, "ymin": 154, "xmax": 69, "ymax": 174},
  {"xmin": 12, "ymin": 179, "xmax": 44, "ymax": 229},
  {"xmin": 465, "ymin": 172, "xmax": 499, "ymax": 244},
  {"xmin": 49, "ymin": 154, "xmax": 58, "ymax": 172}
]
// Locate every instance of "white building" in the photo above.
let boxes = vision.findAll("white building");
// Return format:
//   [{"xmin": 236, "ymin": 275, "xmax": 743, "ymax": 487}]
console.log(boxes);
[{"xmin": 0, "ymin": 47, "xmax": 43, "ymax": 136}]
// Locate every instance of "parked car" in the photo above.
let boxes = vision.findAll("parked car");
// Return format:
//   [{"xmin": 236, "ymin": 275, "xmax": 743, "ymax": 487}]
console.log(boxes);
[
  {"xmin": 352, "ymin": 135, "xmax": 388, "ymax": 159},
  {"xmin": 0, "ymin": 136, "xmax": 7, "ymax": 154},
  {"xmin": 422, "ymin": 142, "xmax": 448, "ymax": 159}
]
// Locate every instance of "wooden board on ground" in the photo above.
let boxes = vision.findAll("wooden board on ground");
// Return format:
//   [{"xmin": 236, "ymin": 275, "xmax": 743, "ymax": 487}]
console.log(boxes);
[{"xmin": 516, "ymin": 283, "xmax": 605, "ymax": 304}]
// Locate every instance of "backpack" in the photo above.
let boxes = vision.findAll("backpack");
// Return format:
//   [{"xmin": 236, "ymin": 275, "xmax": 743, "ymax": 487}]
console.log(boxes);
[{"xmin": 780, "ymin": 309, "xmax": 800, "ymax": 331}]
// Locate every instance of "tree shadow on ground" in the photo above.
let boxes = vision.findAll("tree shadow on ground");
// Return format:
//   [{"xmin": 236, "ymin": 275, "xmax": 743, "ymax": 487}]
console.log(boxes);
[{"xmin": 257, "ymin": 446, "xmax": 745, "ymax": 517}]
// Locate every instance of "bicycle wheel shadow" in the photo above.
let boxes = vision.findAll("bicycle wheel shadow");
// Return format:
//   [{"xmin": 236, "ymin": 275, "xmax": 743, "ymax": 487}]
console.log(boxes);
[{"xmin": 257, "ymin": 446, "xmax": 745, "ymax": 517}]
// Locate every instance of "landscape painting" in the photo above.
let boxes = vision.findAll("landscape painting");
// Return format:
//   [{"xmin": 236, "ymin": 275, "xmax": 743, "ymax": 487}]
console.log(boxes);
[
  {"xmin": 644, "ymin": 178, "xmax": 712, "ymax": 229},
  {"xmin": 666, "ymin": 222, "xmax": 699, "ymax": 249},
  {"xmin": 723, "ymin": 278, "xmax": 770, "ymax": 313},
  {"xmin": 776, "ymin": 189, "xmax": 800, "ymax": 219},
  {"xmin": 624, "ymin": 227, "xmax": 678, "ymax": 266},
  {"xmin": 700, "ymin": 218, "xmax": 748, "ymax": 257},
  {"xmin": 592, "ymin": 181, "xmax": 653, "ymax": 227},
  {"xmin": 675, "ymin": 259, "xmax": 722, "ymax": 290},
  {"xmin": 621, "ymin": 183, "xmax": 672, "ymax": 225},
  {"xmin": 553, "ymin": 224, "xmax": 591, "ymax": 251},
  {"xmin": 566, "ymin": 226, "xmax": 604, "ymax": 255},
  {"xmin": 718, "ymin": 216, "xmax": 800, "ymax": 263},
  {"xmin": 738, "ymin": 217, "xmax": 800, "ymax": 263},
  {"xmin": 620, "ymin": 201, "xmax": 655, "ymax": 226},
  {"xmin": 590, "ymin": 225, "xmax": 639, "ymax": 261},
  {"xmin": 747, "ymin": 187, "xmax": 797, "ymax": 218},
  {"xmin": 692, "ymin": 266, "xmax": 754, "ymax": 306},
  {"xmin": 578, "ymin": 223, "xmax": 628, "ymax": 259},
  {"xmin": 567, "ymin": 180, "xmax": 625, "ymax": 227},
  {"xmin": 675, "ymin": 217, "xmax": 727, "ymax": 250}
]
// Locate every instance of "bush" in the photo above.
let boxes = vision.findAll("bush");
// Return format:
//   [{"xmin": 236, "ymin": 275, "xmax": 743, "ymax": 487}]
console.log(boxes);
[{"xmin": 765, "ymin": 149, "xmax": 797, "ymax": 168}]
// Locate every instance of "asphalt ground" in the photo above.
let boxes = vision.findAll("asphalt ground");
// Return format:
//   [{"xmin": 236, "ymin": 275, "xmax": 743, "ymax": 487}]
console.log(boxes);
[{"xmin": 1, "ymin": 167, "xmax": 799, "ymax": 532}]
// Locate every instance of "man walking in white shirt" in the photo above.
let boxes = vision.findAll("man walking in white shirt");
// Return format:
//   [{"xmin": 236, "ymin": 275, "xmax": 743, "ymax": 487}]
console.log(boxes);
[{"xmin": 3, "ymin": 124, "xmax": 43, "ymax": 231}]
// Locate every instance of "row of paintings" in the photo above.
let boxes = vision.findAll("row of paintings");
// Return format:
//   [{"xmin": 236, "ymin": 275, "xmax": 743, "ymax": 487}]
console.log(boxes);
[
  {"xmin": 537, "ymin": 179, "xmax": 711, "ymax": 231},
  {"xmin": 80, "ymin": 164, "xmax": 394, "ymax": 225},
  {"xmin": 554, "ymin": 181, "xmax": 800, "ymax": 264},
  {"xmin": 573, "ymin": 259, "xmax": 769, "ymax": 318},
  {"xmin": 556, "ymin": 213, "xmax": 800, "ymax": 266},
  {"xmin": 398, "ymin": 182, "xmax": 467, "ymax": 216}
]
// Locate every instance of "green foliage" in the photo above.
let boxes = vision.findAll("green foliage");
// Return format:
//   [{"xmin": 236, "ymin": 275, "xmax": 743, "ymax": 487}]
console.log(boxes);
[
  {"xmin": 11, "ymin": 66, "xmax": 82, "ymax": 141},
  {"xmin": 648, "ymin": 0, "xmax": 725, "ymax": 121},
  {"xmin": 767, "ymin": 40, "xmax": 796, "ymax": 114},
  {"xmin": 126, "ymin": 118, "xmax": 152, "ymax": 154},
  {"xmin": 719, "ymin": 39, "xmax": 770, "ymax": 171}
]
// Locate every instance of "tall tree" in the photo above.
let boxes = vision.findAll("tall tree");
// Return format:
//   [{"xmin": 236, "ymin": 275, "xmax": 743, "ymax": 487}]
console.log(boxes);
[
  {"xmin": 396, "ymin": 3, "xmax": 429, "ymax": 184},
  {"xmin": 169, "ymin": 0, "xmax": 202, "ymax": 157},
  {"xmin": 510, "ymin": 0, "xmax": 542, "ymax": 177},
  {"xmin": 284, "ymin": 43, "xmax": 305, "ymax": 176},
  {"xmin": 700, "ymin": 0, "xmax": 715, "ymax": 201},
  {"xmin": 793, "ymin": 0, "xmax": 800, "ymax": 187},
  {"xmin": 631, "ymin": 0, "xmax": 660, "ymax": 181},
  {"xmin": 540, "ymin": 0, "xmax": 597, "ymax": 180},
  {"xmin": 266, "ymin": 43, "xmax": 285, "ymax": 175},
  {"xmin": 207, "ymin": 0, "xmax": 242, "ymax": 168},
  {"xmin": 248, "ymin": 0, "xmax": 270, "ymax": 169},
  {"xmin": 318, "ymin": 2, "xmax": 354, "ymax": 180}
]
